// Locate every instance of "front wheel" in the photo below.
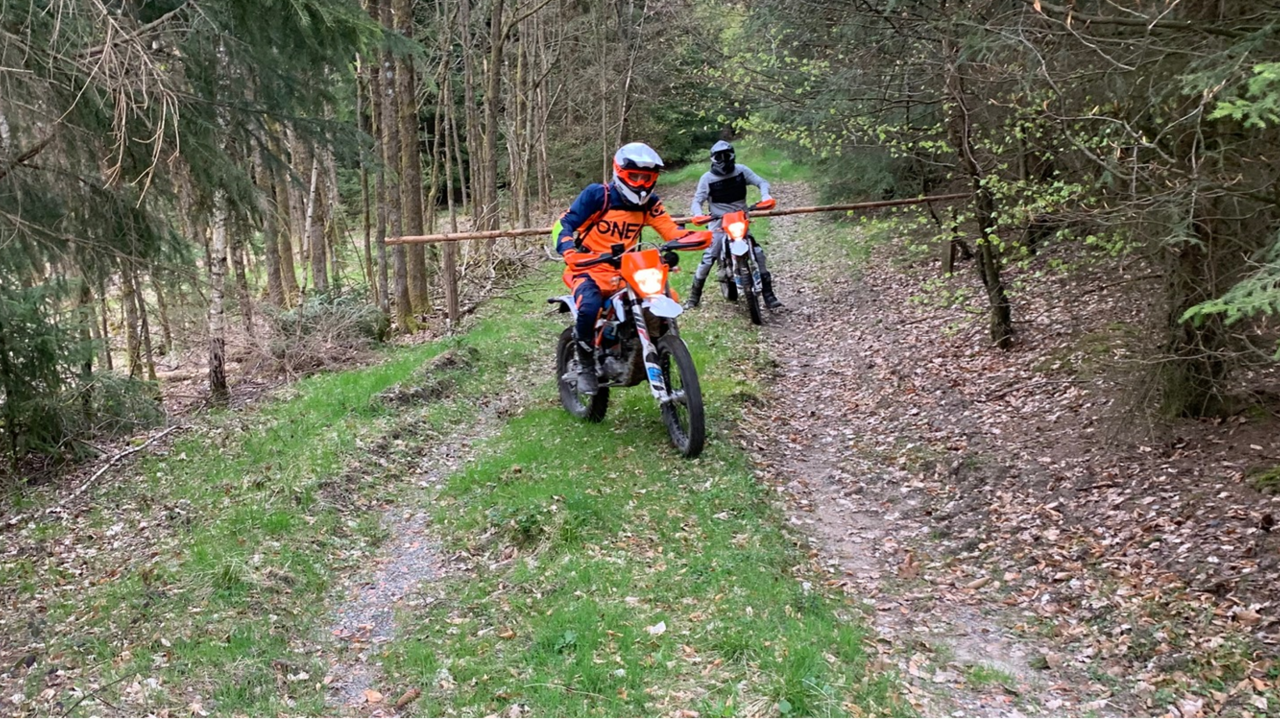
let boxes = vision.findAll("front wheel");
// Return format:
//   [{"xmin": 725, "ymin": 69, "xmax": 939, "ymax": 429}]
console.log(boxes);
[
  {"xmin": 656, "ymin": 335, "xmax": 705, "ymax": 458},
  {"xmin": 719, "ymin": 264, "xmax": 738, "ymax": 301},
  {"xmin": 556, "ymin": 328, "xmax": 608, "ymax": 422},
  {"xmin": 739, "ymin": 260, "xmax": 762, "ymax": 326}
]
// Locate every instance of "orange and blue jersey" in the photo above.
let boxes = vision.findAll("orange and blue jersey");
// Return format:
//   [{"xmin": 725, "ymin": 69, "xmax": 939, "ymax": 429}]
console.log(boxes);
[{"xmin": 555, "ymin": 182, "xmax": 686, "ymax": 257}]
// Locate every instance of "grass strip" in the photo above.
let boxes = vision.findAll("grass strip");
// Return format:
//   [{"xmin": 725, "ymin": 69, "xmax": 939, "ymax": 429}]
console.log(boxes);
[{"xmin": 379, "ymin": 223, "xmax": 907, "ymax": 718}]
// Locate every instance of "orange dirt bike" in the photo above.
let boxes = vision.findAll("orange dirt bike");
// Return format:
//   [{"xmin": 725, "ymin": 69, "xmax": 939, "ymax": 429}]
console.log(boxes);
[
  {"xmin": 549, "ymin": 235, "xmax": 712, "ymax": 458},
  {"xmin": 698, "ymin": 199, "xmax": 775, "ymax": 326}
]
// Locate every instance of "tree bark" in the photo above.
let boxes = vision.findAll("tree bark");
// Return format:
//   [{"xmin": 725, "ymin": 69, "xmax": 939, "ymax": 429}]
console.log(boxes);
[
  {"xmin": 120, "ymin": 262, "xmax": 143, "ymax": 378},
  {"xmin": 380, "ymin": 0, "xmax": 411, "ymax": 330},
  {"xmin": 98, "ymin": 277, "xmax": 112, "ymax": 372},
  {"xmin": 395, "ymin": 0, "xmax": 430, "ymax": 314},
  {"xmin": 208, "ymin": 200, "xmax": 230, "ymax": 405},
  {"xmin": 223, "ymin": 218, "xmax": 252, "ymax": 338},
  {"xmin": 151, "ymin": 272, "xmax": 173, "ymax": 355},
  {"xmin": 442, "ymin": 73, "xmax": 462, "ymax": 326},
  {"xmin": 270, "ymin": 133, "xmax": 302, "ymax": 304},
  {"xmin": 943, "ymin": 39, "xmax": 1013, "ymax": 350},
  {"xmin": 255, "ymin": 151, "xmax": 285, "ymax": 307},
  {"xmin": 357, "ymin": 61, "xmax": 376, "ymax": 300},
  {"xmin": 131, "ymin": 266, "xmax": 158, "ymax": 383}
]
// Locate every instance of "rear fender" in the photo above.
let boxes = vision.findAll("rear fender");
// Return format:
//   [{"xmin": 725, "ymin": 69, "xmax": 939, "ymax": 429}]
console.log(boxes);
[{"xmin": 547, "ymin": 295, "xmax": 577, "ymax": 320}]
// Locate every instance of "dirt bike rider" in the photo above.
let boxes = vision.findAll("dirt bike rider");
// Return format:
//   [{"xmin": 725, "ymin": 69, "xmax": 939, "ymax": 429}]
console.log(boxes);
[
  {"xmin": 687, "ymin": 140, "xmax": 781, "ymax": 309},
  {"xmin": 556, "ymin": 142, "xmax": 705, "ymax": 396}
]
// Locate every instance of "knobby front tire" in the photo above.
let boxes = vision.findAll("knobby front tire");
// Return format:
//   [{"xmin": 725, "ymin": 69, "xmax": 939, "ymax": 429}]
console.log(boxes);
[
  {"xmin": 739, "ymin": 261, "xmax": 763, "ymax": 326},
  {"xmin": 656, "ymin": 335, "xmax": 705, "ymax": 458}
]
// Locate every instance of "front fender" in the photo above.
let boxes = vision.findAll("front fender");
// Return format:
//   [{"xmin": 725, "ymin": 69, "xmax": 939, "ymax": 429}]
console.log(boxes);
[{"xmin": 643, "ymin": 294, "xmax": 683, "ymax": 319}]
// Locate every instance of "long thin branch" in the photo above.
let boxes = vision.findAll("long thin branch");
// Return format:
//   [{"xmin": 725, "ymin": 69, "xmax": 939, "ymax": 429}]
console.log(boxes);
[
  {"xmin": 2, "ymin": 425, "xmax": 189, "ymax": 530},
  {"xmin": 0, "ymin": 132, "xmax": 57, "ymax": 182}
]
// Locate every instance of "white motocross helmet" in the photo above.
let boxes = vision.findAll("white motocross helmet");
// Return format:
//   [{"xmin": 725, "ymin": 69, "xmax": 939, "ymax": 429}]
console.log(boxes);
[{"xmin": 611, "ymin": 142, "xmax": 665, "ymax": 205}]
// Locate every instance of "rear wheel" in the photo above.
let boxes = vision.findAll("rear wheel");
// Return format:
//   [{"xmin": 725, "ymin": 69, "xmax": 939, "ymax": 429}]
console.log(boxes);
[
  {"xmin": 556, "ymin": 328, "xmax": 608, "ymax": 422},
  {"xmin": 656, "ymin": 335, "xmax": 705, "ymax": 458},
  {"xmin": 739, "ymin": 260, "xmax": 762, "ymax": 326}
]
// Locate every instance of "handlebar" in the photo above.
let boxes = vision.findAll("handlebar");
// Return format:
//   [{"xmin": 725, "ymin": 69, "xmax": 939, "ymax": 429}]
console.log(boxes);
[
  {"xmin": 701, "ymin": 199, "xmax": 778, "ymax": 222},
  {"xmin": 570, "ymin": 234, "xmax": 712, "ymax": 270}
]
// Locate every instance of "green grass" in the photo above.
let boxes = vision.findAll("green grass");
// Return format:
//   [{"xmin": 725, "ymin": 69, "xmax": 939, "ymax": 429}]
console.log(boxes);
[
  {"xmin": 962, "ymin": 663, "xmax": 1016, "ymax": 689},
  {"xmin": 377, "ymin": 254, "xmax": 905, "ymax": 716},
  {"xmin": 7, "ymin": 284, "xmax": 562, "ymax": 717}
]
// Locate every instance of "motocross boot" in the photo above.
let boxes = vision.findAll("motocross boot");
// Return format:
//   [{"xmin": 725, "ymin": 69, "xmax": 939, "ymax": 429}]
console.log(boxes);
[
  {"xmin": 687, "ymin": 275, "xmax": 706, "ymax": 308},
  {"xmin": 761, "ymin": 272, "xmax": 783, "ymax": 309},
  {"xmin": 576, "ymin": 340, "xmax": 599, "ymax": 395}
]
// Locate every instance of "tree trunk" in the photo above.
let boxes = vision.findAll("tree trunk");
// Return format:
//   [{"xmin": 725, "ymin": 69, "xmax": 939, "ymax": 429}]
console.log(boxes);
[
  {"xmin": 395, "ymin": 0, "xmax": 430, "ymax": 314},
  {"xmin": 120, "ymin": 262, "xmax": 143, "ymax": 378},
  {"xmin": 208, "ymin": 200, "xmax": 230, "ymax": 405},
  {"xmin": 230, "ymin": 218, "xmax": 255, "ymax": 336},
  {"xmin": 380, "ymin": 0, "xmax": 411, "ymax": 330},
  {"xmin": 369, "ymin": 54, "xmax": 390, "ymax": 314},
  {"xmin": 1160, "ymin": 210, "xmax": 1231, "ymax": 417},
  {"xmin": 358, "ymin": 61, "xmax": 376, "ymax": 300},
  {"xmin": 270, "ymin": 134, "xmax": 302, "ymax": 304},
  {"xmin": 943, "ymin": 40, "xmax": 1013, "ymax": 350},
  {"xmin": 459, "ymin": 0, "xmax": 482, "ymax": 220},
  {"xmin": 309, "ymin": 160, "xmax": 330, "ymax": 295},
  {"xmin": 479, "ymin": 0, "xmax": 505, "ymax": 233},
  {"xmin": 324, "ymin": 146, "xmax": 344, "ymax": 290},
  {"xmin": 151, "ymin": 272, "xmax": 173, "ymax": 355},
  {"xmin": 98, "ymin": 277, "xmax": 113, "ymax": 371},
  {"xmin": 255, "ymin": 151, "xmax": 286, "ymax": 307},
  {"xmin": 442, "ymin": 74, "xmax": 462, "ymax": 327},
  {"xmin": 78, "ymin": 279, "xmax": 94, "ymax": 417},
  {"xmin": 130, "ymin": 266, "xmax": 158, "ymax": 382}
]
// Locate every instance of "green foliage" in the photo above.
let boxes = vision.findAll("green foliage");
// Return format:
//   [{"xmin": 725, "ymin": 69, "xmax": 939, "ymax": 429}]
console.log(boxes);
[
  {"xmin": 0, "ymin": 283, "xmax": 83, "ymax": 458},
  {"xmin": 1182, "ymin": 238, "xmax": 1280, "ymax": 354},
  {"xmin": 0, "ymin": 280, "xmax": 164, "ymax": 461},
  {"xmin": 1210, "ymin": 63, "xmax": 1280, "ymax": 129}
]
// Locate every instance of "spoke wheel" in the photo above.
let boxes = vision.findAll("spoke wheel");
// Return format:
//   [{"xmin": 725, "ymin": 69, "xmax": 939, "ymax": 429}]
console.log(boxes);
[
  {"xmin": 739, "ymin": 260, "xmax": 763, "ymax": 326},
  {"xmin": 656, "ymin": 335, "xmax": 705, "ymax": 458},
  {"xmin": 556, "ymin": 328, "xmax": 608, "ymax": 422},
  {"xmin": 719, "ymin": 265, "xmax": 738, "ymax": 301}
]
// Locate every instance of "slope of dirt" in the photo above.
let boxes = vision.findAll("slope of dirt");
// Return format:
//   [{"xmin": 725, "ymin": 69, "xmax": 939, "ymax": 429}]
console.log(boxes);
[{"xmin": 735, "ymin": 182, "xmax": 1280, "ymax": 717}]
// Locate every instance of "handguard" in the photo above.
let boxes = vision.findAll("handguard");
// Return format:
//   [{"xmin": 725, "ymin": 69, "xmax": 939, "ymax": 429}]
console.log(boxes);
[
  {"xmin": 663, "ymin": 230, "xmax": 713, "ymax": 252},
  {"xmin": 751, "ymin": 198, "xmax": 777, "ymax": 211}
]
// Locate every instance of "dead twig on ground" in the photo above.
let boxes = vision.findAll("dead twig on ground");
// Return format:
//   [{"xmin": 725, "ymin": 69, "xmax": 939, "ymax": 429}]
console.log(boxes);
[{"xmin": 3, "ymin": 424, "xmax": 189, "ymax": 530}]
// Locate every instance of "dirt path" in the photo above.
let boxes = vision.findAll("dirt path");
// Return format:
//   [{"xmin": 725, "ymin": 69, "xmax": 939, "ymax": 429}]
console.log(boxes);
[
  {"xmin": 734, "ymin": 182, "xmax": 1125, "ymax": 717},
  {"xmin": 323, "ymin": 426, "xmax": 486, "ymax": 714},
  {"xmin": 322, "ymin": 350, "xmax": 535, "ymax": 717}
]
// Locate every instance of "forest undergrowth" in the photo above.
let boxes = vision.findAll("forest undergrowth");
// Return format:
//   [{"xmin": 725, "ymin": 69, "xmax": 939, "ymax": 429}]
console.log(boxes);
[{"xmin": 745, "ymin": 198, "xmax": 1280, "ymax": 717}]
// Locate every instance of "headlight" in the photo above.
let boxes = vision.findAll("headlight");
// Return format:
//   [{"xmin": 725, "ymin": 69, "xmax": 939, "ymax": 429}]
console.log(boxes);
[
  {"xmin": 725, "ymin": 221, "xmax": 747, "ymax": 239},
  {"xmin": 633, "ymin": 268, "xmax": 664, "ymax": 296}
]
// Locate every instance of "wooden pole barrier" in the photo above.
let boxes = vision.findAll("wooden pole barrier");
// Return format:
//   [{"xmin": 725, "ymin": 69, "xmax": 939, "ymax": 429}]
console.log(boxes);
[{"xmin": 385, "ymin": 192, "xmax": 972, "ymax": 245}]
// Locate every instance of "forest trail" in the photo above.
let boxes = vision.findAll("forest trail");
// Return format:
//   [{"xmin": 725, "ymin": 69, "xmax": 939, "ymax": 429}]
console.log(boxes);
[{"xmin": 737, "ymin": 182, "xmax": 1128, "ymax": 717}]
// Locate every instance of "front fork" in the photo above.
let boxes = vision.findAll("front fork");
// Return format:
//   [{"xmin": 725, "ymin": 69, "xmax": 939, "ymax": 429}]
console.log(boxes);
[
  {"xmin": 723, "ymin": 242, "xmax": 760, "ymax": 292},
  {"xmin": 629, "ymin": 293, "xmax": 678, "ymax": 404}
]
